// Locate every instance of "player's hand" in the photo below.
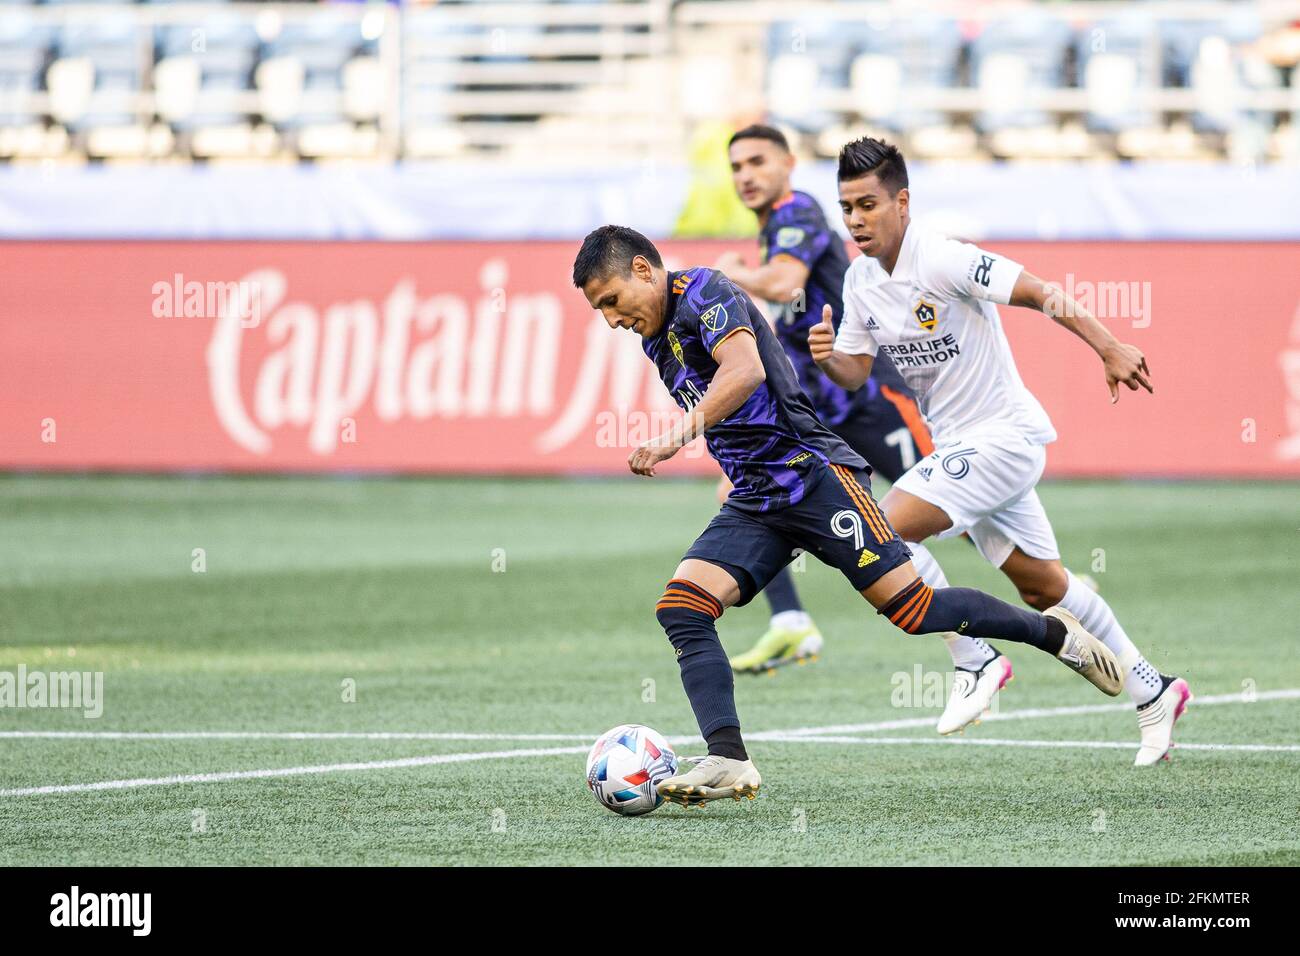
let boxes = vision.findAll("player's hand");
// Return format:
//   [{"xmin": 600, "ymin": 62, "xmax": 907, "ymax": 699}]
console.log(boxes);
[
  {"xmin": 628, "ymin": 435, "xmax": 682, "ymax": 477},
  {"xmin": 714, "ymin": 250, "xmax": 745, "ymax": 274},
  {"xmin": 1102, "ymin": 343, "xmax": 1153, "ymax": 404},
  {"xmin": 808, "ymin": 304, "xmax": 836, "ymax": 364}
]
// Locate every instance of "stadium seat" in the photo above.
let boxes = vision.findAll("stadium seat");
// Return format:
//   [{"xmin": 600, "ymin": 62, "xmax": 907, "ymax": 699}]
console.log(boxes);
[
  {"xmin": 262, "ymin": 12, "xmax": 369, "ymax": 131},
  {"xmin": 53, "ymin": 15, "xmax": 148, "ymax": 158},
  {"xmin": 766, "ymin": 18, "xmax": 866, "ymax": 133},
  {"xmin": 157, "ymin": 17, "xmax": 259, "ymax": 131},
  {"xmin": 850, "ymin": 14, "xmax": 962, "ymax": 133},
  {"xmin": 0, "ymin": 11, "xmax": 50, "ymax": 130},
  {"xmin": 1162, "ymin": 12, "xmax": 1264, "ymax": 133},
  {"xmin": 970, "ymin": 13, "xmax": 1073, "ymax": 133},
  {"xmin": 1076, "ymin": 13, "xmax": 1160, "ymax": 135}
]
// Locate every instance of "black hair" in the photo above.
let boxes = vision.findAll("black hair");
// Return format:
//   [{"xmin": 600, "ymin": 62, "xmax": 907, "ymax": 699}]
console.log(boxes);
[
  {"xmin": 837, "ymin": 137, "xmax": 908, "ymax": 194},
  {"xmin": 572, "ymin": 225, "xmax": 663, "ymax": 288},
  {"xmin": 727, "ymin": 124, "xmax": 790, "ymax": 153}
]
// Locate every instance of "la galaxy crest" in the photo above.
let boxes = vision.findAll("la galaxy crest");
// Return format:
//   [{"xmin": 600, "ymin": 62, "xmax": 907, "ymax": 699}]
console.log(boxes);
[
  {"xmin": 667, "ymin": 330, "xmax": 685, "ymax": 367},
  {"xmin": 913, "ymin": 298, "xmax": 938, "ymax": 333}
]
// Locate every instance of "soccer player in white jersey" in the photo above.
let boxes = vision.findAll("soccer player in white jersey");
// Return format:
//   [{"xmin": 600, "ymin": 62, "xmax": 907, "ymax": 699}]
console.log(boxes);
[{"xmin": 809, "ymin": 138, "xmax": 1190, "ymax": 766}]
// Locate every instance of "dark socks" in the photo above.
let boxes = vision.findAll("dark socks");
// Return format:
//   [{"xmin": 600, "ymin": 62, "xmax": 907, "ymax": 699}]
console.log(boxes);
[
  {"xmin": 762, "ymin": 566, "xmax": 803, "ymax": 615},
  {"xmin": 879, "ymin": 578, "xmax": 1066, "ymax": 655},
  {"xmin": 655, "ymin": 579, "xmax": 746, "ymax": 746},
  {"xmin": 704, "ymin": 725, "xmax": 748, "ymax": 761}
]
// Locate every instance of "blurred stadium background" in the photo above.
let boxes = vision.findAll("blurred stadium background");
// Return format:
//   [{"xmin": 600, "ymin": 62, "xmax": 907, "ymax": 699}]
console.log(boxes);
[
  {"xmin": 2, "ymin": 0, "xmax": 1300, "ymax": 166},
  {"xmin": 1, "ymin": 0, "xmax": 1298, "ymax": 477}
]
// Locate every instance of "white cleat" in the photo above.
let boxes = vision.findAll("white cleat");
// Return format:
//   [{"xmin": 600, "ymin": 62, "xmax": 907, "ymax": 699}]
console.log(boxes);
[
  {"xmin": 657, "ymin": 755, "xmax": 761, "ymax": 807},
  {"xmin": 1134, "ymin": 677, "xmax": 1192, "ymax": 766},
  {"xmin": 936, "ymin": 653, "xmax": 1013, "ymax": 736},
  {"xmin": 1045, "ymin": 606, "xmax": 1124, "ymax": 696}
]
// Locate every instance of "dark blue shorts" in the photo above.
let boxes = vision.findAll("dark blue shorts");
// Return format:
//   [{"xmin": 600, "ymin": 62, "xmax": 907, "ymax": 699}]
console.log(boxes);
[{"xmin": 683, "ymin": 463, "xmax": 912, "ymax": 606}]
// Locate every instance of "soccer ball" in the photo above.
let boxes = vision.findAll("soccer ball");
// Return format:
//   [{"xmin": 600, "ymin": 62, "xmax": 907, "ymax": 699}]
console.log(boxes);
[{"xmin": 585, "ymin": 724, "xmax": 679, "ymax": 816}]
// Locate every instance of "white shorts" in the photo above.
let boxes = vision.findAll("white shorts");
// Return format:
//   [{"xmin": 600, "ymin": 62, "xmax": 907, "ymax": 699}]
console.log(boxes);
[{"xmin": 891, "ymin": 425, "xmax": 1060, "ymax": 568}]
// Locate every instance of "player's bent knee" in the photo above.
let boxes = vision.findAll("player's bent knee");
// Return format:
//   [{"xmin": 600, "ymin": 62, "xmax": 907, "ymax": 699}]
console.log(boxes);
[
  {"xmin": 1015, "ymin": 567, "xmax": 1067, "ymax": 610},
  {"xmin": 1017, "ymin": 587, "xmax": 1056, "ymax": 611},
  {"xmin": 860, "ymin": 560, "xmax": 919, "ymax": 610},
  {"xmin": 654, "ymin": 577, "xmax": 726, "ymax": 627},
  {"xmin": 669, "ymin": 559, "xmax": 741, "ymax": 608},
  {"xmin": 875, "ymin": 576, "xmax": 937, "ymax": 635}
]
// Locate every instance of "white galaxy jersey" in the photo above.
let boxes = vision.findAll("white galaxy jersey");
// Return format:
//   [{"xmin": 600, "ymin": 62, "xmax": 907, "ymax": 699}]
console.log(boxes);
[{"xmin": 836, "ymin": 224, "xmax": 1056, "ymax": 446}]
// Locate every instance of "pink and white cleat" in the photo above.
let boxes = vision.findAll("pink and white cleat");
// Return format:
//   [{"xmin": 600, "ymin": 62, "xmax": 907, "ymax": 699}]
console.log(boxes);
[
  {"xmin": 937, "ymin": 652, "xmax": 1014, "ymax": 736},
  {"xmin": 1134, "ymin": 676, "xmax": 1192, "ymax": 766}
]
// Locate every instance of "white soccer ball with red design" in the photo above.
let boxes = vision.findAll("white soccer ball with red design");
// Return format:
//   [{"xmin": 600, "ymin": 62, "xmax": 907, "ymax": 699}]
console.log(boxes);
[{"xmin": 585, "ymin": 724, "xmax": 679, "ymax": 816}]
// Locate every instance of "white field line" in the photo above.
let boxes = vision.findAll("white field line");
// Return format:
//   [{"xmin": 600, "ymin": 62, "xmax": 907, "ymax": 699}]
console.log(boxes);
[
  {"xmin": 754, "ymin": 688, "xmax": 1300, "ymax": 738},
  {"xmin": 0, "ymin": 689, "xmax": 1294, "ymax": 798},
  {"xmin": 0, "ymin": 731, "xmax": 597, "ymax": 742},
  {"xmin": 0, "ymin": 746, "xmax": 589, "ymax": 798},
  {"xmin": 2, "ymin": 688, "xmax": 1293, "ymax": 744},
  {"xmin": 761, "ymin": 734, "xmax": 1300, "ymax": 753}
]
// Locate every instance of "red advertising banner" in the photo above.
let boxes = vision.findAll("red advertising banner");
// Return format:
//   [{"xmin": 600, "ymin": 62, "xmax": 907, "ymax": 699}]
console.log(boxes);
[{"xmin": 2, "ymin": 241, "xmax": 1298, "ymax": 478}]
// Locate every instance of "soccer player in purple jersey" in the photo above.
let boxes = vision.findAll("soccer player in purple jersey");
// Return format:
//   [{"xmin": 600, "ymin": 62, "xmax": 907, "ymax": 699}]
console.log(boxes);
[
  {"xmin": 713, "ymin": 124, "xmax": 935, "ymax": 674},
  {"xmin": 573, "ymin": 225, "xmax": 1126, "ymax": 805}
]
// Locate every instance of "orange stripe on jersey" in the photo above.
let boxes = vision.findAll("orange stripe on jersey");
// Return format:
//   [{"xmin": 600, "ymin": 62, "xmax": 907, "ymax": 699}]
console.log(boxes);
[
  {"xmin": 845, "ymin": 468, "xmax": 895, "ymax": 545},
  {"xmin": 831, "ymin": 465, "xmax": 891, "ymax": 544},
  {"xmin": 767, "ymin": 252, "xmax": 806, "ymax": 268},
  {"xmin": 708, "ymin": 325, "xmax": 754, "ymax": 358},
  {"xmin": 879, "ymin": 385, "xmax": 935, "ymax": 458},
  {"xmin": 771, "ymin": 192, "xmax": 795, "ymax": 210},
  {"xmin": 829, "ymin": 465, "xmax": 879, "ymax": 541}
]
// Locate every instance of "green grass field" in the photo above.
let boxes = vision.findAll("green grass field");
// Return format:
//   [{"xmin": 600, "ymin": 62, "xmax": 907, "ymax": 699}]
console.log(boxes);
[{"xmin": 0, "ymin": 474, "xmax": 1296, "ymax": 866}]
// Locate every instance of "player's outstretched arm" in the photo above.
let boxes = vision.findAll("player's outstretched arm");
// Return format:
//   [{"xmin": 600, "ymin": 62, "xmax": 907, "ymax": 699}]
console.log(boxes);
[
  {"xmin": 715, "ymin": 251, "xmax": 810, "ymax": 309},
  {"xmin": 808, "ymin": 304, "xmax": 874, "ymax": 391},
  {"xmin": 1010, "ymin": 270, "xmax": 1153, "ymax": 404},
  {"xmin": 627, "ymin": 330, "xmax": 766, "ymax": 477}
]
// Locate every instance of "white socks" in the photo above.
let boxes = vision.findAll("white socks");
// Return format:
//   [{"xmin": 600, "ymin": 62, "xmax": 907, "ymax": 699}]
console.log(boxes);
[
  {"xmin": 908, "ymin": 542, "xmax": 997, "ymax": 671},
  {"xmin": 770, "ymin": 610, "xmax": 812, "ymax": 631},
  {"xmin": 1059, "ymin": 569, "xmax": 1162, "ymax": 705}
]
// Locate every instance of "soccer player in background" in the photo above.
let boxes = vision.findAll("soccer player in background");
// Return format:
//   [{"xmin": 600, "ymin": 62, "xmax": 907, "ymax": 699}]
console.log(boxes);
[
  {"xmin": 573, "ymin": 225, "xmax": 1125, "ymax": 805},
  {"xmin": 712, "ymin": 124, "xmax": 933, "ymax": 675},
  {"xmin": 810, "ymin": 138, "xmax": 1189, "ymax": 765}
]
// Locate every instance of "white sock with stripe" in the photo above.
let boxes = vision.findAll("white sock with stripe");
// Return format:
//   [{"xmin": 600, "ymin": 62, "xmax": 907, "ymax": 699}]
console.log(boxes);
[
  {"xmin": 908, "ymin": 542, "xmax": 997, "ymax": 671},
  {"xmin": 1059, "ymin": 569, "xmax": 1162, "ymax": 705}
]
